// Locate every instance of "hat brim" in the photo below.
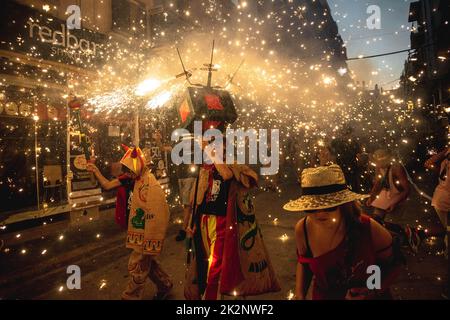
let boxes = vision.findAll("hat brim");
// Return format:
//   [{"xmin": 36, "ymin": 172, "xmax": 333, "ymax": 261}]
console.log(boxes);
[{"xmin": 283, "ymin": 189, "xmax": 370, "ymax": 212}]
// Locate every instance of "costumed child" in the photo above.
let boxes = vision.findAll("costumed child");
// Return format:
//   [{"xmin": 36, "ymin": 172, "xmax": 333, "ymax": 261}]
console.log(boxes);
[
  {"xmin": 88, "ymin": 146, "xmax": 173, "ymax": 299},
  {"xmin": 116, "ymin": 146, "xmax": 173, "ymax": 299},
  {"xmin": 86, "ymin": 145, "xmax": 137, "ymax": 230}
]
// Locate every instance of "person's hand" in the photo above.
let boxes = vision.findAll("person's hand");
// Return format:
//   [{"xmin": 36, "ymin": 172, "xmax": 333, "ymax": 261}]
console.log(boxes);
[
  {"xmin": 345, "ymin": 288, "xmax": 369, "ymax": 300},
  {"xmin": 86, "ymin": 163, "xmax": 99, "ymax": 174},
  {"xmin": 186, "ymin": 226, "xmax": 196, "ymax": 238},
  {"xmin": 424, "ymin": 159, "xmax": 435, "ymax": 170}
]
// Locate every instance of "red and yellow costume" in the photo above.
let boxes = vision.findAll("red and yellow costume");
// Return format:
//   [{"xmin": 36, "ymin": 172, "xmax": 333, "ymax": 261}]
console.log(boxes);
[{"xmin": 185, "ymin": 164, "xmax": 280, "ymax": 300}]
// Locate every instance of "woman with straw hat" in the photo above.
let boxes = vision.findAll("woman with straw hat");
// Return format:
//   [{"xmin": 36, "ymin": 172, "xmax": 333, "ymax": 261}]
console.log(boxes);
[{"xmin": 284, "ymin": 164, "xmax": 403, "ymax": 300}]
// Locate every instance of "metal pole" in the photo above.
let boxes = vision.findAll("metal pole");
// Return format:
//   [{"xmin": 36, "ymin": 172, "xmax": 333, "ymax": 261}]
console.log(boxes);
[
  {"xmin": 66, "ymin": 104, "xmax": 72, "ymax": 201},
  {"xmin": 134, "ymin": 106, "xmax": 140, "ymax": 147},
  {"xmin": 146, "ymin": 7, "xmax": 151, "ymax": 41},
  {"xmin": 34, "ymin": 118, "xmax": 40, "ymax": 211},
  {"xmin": 207, "ymin": 40, "xmax": 215, "ymax": 88}
]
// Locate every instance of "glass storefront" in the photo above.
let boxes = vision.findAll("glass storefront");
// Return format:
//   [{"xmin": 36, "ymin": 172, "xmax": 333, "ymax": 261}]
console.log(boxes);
[{"xmin": 0, "ymin": 87, "xmax": 67, "ymax": 217}]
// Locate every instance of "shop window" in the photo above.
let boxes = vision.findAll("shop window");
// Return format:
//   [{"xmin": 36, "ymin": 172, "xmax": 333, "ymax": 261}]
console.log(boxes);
[
  {"xmin": 0, "ymin": 109, "xmax": 37, "ymax": 214},
  {"xmin": 0, "ymin": 89, "xmax": 68, "ymax": 216}
]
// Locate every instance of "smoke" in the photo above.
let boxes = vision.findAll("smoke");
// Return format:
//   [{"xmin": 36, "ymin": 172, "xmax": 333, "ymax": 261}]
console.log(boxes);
[{"xmin": 84, "ymin": 1, "xmax": 436, "ymax": 177}]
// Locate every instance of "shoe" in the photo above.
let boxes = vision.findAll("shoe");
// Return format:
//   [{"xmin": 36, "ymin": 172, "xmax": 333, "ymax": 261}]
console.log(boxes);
[
  {"xmin": 405, "ymin": 225, "xmax": 421, "ymax": 254},
  {"xmin": 175, "ymin": 230, "xmax": 186, "ymax": 242},
  {"xmin": 153, "ymin": 282, "xmax": 173, "ymax": 300}
]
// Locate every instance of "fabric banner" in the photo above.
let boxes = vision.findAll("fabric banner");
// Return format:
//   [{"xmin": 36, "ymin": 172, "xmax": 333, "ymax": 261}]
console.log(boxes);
[
  {"xmin": 126, "ymin": 170, "xmax": 170, "ymax": 255},
  {"xmin": 220, "ymin": 176, "xmax": 281, "ymax": 296},
  {"xmin": 188, "ymin": 164, "xmax": 280, "ymax": 297}
]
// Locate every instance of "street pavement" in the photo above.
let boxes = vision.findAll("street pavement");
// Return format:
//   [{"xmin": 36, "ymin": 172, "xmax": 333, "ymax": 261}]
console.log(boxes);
[{"xmin": 0, "ymin": 181, "xmax": 447, "ymax": 300}]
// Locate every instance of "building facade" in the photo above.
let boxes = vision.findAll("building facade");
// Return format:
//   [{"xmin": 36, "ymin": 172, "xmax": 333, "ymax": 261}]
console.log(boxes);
[
  {"xmin": 402, "ymin": 0, "xmax": 450, "ymax": 109},
  {"xmin": 0, "ymin": 0, "xmax": 160, "ymax": 222}
]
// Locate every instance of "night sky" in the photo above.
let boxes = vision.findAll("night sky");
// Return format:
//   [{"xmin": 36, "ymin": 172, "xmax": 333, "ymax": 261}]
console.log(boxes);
[{"xmin": 328, "ymin": 0, "xmax": 413, "ymax": 90}]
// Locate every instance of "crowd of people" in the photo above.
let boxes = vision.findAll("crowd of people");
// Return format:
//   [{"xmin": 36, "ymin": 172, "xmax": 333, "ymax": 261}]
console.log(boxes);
[{"xmin": 84, "ymin": 123, "xmax": 448, "ymax": 301}]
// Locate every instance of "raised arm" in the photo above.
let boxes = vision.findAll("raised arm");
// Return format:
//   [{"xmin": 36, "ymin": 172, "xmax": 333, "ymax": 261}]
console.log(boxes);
[
  {"xmin": 294, "ymin": 218, "xmax": 313, "ymax": 300},
  {"xmin": 425, "ymin": 148, "xmax": 448, "ymax": 171},
  {"xmin": 389, "ymin": 164, "xmax": 410, "ymax": 208},
  {"xmin": 369, "ymin": 218, "xmax": 402, "ymax": 296},
  {"xmin": 86, "ymin": 163, "xmax": 121, "ymax": 190}
]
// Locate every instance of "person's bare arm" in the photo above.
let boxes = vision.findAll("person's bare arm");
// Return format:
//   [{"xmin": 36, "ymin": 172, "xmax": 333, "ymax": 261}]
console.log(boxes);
[
  {"xmin": 294, "ymin": 218, "xmax": 312, "ymax": 300},
  {"xmin": 371, "ymin": 218, "xmax": 394, "ymax": 259},
  {"xmin": 425, "ymin": 148, "xmax": 448, "ymax": 171},
  {"xmin": 367, "ymin": 168, "xmax": 383, "ymax": 206},
  {"xmin": 389, "ymin": 164, "xmax": 410, "ymax": 208},
  {"xmin": 86, "ymin": 164, "xmax": 121, "ymax": 190},
  {"xmin": 370, "ymin": 219, "xmax": 401, "ymax": 295}
]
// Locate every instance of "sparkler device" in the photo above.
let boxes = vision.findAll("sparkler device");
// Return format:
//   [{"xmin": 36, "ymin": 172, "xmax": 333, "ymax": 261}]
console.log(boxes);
[
  {"xmin": 67, "ymin": 95, "xmax": 102, "ymax": 221},
  {"xmin": 68, "ymin": 96, "xmax": 91, "ymax": 161},
  {"xmin": 176, "ymin": 41, "xmax": 238, "ymax": 133}
]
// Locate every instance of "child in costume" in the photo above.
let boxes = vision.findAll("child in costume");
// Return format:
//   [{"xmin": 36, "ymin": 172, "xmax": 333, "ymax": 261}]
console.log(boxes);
[
  {"xmin": 88, "ymin": 146, "xmax": 172, "ymax": 299},
  {"xmin": 115, "ymin": 146, "xmax": 174, "ymax": 299}
]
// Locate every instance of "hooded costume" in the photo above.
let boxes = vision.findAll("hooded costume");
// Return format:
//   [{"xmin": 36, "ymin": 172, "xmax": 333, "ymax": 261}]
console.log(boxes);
[
  {"xmin": 120, "ymin": 146, "xmax": 170, "ymax": 255},
  {"xmin": 185, "ymin": 164, "xmax": 280, "ymax": 299},
  {"xmin": 120, "ymin": 146, "xmax": 172, "ymax": 300}
]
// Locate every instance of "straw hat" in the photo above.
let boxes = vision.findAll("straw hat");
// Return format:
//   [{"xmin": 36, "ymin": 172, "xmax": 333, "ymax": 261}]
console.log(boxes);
[
  {"xmin": 283, "ymin": 164, "xmax": 369, "ymax": 212},
  {"xmin": 371, "ymin": 149, "xmax": 393, "ymax": 167}
]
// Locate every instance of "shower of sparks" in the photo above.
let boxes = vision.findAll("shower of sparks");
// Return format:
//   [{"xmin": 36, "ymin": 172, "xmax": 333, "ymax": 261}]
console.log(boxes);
[
  {"xmin": 0, "ymin": 0, "xmax": 448, "ymax": 289},
  {"xmin": 135, "ymin": 79, "xmax": 163, "ymax": 97}
]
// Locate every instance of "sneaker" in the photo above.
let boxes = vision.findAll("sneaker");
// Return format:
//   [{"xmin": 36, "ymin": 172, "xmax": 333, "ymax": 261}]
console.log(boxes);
[
  {"xmin": 175, "ymin": 230, "xmax": 186, "ymax": 242},
  {"xmin": 405, "ymin": 225, "xmax": 421, "ymax": 254}
]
